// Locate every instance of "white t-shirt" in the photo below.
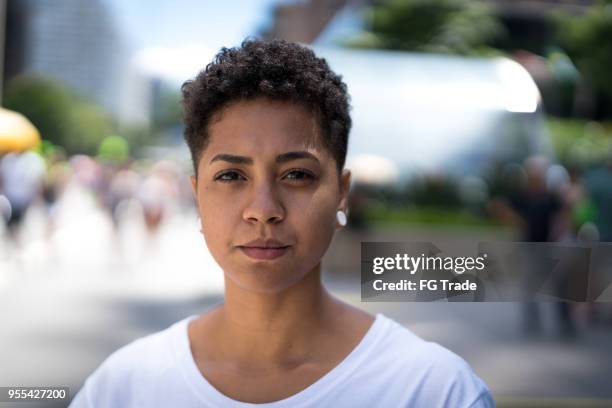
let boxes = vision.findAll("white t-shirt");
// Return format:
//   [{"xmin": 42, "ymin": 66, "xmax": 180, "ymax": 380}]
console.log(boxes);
[{"xmin": 69, "ymin": 313, "xmax": 494, "ymax": 407}]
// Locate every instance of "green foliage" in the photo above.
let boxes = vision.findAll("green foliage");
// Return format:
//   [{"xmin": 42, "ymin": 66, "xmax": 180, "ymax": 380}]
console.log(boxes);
[
  {"xmin": 35, "ymin": 139, "xmax": 66, "ymax": 161},
  {"xmin": 152, "ymin": 87, "xmax": 182, "ymax": 131},
  {"xmin": 554, "ymin": 1, "xmax": 612, "ymax": 99},
  {"xmin": 3, "ymin": 75, "xmax": 115, "ymax": 155},
  {"xmin": 344, "ymin": 0, "xmax": 505, "ymax": 56},
  {"xmin": 405, "ymin": 176, "xmax": 462, "ymax": 208},
  {"xmin": 363, "ymin": 205, "xmax": 497, "ymax": 228},
  {"xmin": 68, "ymin": 102, "xmax": 114, "ymax": 154},
  {"xmin": 3, "ymin": 75, "xmax": 73, "ymax": 147},
  {"xmin": 97, "ymin": 135, "xmax": 129, "ymax": 164},
  {"xmin": 120, "ymin": 124, "xmax": 155, "ymax": 158},
  {"xmin": 546, "ymin": 118, "xmax": 612, "ymax": 167}
]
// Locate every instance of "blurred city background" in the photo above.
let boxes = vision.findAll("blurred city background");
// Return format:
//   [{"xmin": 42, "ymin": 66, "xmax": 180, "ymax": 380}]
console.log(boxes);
[{"xmin": 1, "ymin": 0, "xmax": 612, "ymax": 406}]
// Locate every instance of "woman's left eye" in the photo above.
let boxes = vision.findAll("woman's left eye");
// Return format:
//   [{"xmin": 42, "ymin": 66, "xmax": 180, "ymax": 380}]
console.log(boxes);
[{"xmin": 284, "ymin": 170, "xmax": 314, "ymax": 181}]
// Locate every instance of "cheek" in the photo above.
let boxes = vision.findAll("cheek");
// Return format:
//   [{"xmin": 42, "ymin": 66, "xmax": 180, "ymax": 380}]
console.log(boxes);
[
  {"xmin": 197, "ymin": 188, "xmax": 235, "ymax": 247},
  {"xmin": 197, "ymin": 184, "xmax": 235, "ymax": 219},
  {"xmin": 289, "ymin": 187, "xmax": 338, "ymax": 250}
]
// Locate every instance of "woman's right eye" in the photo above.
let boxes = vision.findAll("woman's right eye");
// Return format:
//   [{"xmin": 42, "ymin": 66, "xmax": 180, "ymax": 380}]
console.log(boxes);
[{"xmin": 214, "ymin": 171, "xmax": 246, "ymax": 183}]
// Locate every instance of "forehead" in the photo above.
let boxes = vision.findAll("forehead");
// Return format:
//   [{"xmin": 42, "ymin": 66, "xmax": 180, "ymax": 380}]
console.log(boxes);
[{"xmin": 204, "ymin": 98, "xmax": 326, "ymax": 159}]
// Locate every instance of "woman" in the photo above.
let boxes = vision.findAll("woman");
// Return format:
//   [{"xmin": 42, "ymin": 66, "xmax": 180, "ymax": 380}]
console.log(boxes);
[{"xmin": 70, "ymin": 39, "xmax": 493, "ymax": 407}]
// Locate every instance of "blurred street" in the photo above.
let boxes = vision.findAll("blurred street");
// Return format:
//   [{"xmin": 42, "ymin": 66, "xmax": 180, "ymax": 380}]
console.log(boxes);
[{"xmin": 1, "ymin": 187, "xmax": 611, "ymax": 406}]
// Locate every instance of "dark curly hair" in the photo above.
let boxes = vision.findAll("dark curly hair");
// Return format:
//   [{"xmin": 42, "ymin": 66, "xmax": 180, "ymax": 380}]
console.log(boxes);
[{"xmin": 181, "ymin": 38, "xmax": 351, "ymax": 176}]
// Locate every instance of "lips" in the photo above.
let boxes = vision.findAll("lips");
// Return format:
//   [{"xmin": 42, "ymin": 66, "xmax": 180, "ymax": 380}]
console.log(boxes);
[
  {"xmin": 240, "ymin": 238, "xmax": 289, "ymax": 248},
  {"xmin": 237, "ymin": 238, "xmax": 291, "ymax": 260},
  {"xmin": 239, "ymin": 246, "xmax": 290, "ymax": 260}
]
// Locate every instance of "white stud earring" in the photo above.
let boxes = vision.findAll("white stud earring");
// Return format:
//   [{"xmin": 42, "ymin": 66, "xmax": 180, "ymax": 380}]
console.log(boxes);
[{"xmin": 336, "ymin": 210, "xmax": 347, "ymax": 227}]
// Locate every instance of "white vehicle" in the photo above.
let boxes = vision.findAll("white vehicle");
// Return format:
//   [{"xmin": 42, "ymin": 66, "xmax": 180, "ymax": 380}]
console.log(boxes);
[{"xmin": 312, "ymin": 46, "xmax": 552, "ymax": 186}]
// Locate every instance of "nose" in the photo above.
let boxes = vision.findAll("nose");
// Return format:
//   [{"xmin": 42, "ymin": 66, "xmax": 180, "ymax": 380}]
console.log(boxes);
[{"xmin": 242, "ymin": 181, "xmax": 285, "ymax": 224}]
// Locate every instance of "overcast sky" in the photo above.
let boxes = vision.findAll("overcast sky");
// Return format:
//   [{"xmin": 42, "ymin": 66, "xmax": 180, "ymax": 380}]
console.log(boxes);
[
  {"xmin": 104, "ymin": 0, "xmax": 282, "ymax": 81},
  {"xmin": 106, "ymin": 0, "xmax": 280, "ymax": 50}
]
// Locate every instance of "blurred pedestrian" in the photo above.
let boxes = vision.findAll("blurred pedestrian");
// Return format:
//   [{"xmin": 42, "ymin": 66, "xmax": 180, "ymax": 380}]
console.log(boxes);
[
  {"xmin": 583, "ymin": 149, "xmax": 612, "ymax": 326},
  {"xmin": 490, "ymin": 156, "xmax": 571, "ymax": 336},
  {"xmin": 583, "ymin": 151, "xmax": 612, "ymax": 242},
  {"xmin": 0, "ymin": 151, "xmax": 46, "ymax": 243}
]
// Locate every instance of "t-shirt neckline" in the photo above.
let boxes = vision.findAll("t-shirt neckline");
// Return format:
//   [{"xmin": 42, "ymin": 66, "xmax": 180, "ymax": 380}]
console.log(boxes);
[{"xmin": 172, "ymin": 312, "xmax": 388, "ymax": 407}]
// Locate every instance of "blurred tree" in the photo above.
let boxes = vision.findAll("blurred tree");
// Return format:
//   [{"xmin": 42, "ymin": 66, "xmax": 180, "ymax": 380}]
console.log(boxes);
[
  {"xmin": 546, "ymin": 118, "xmax": 612, "ymax": 168},
  {"xmin": 554, "ymin": 0, "xmax": 612, "ymax": 118},
  {"xmin": 97, "ymin": 135, "xmax": 129, "ymax": 164},
  {"xmin": 3, "ymin": 75, "xmax": 115, "ymax": 155},
  {"xmin": 3, "ymin": 75, "xmax": 73, "ymax": 148},
  {"xmin": 343, "ymin": 0, "xmax": 505, "ymax": 56},
  {"xmin": 152, "ymin": 87, "xmax": 182, "ymax": 131},
  {"xmin": 120, "ymin": 124, "xmax": 154, "ymax": 158},
  {"xmin": 406, "ymin": 175, "xmax": 462, "ymax": 209},
  {"xmin": 68, "ymin": 102, "xmax": 114, "ymax": 154}
]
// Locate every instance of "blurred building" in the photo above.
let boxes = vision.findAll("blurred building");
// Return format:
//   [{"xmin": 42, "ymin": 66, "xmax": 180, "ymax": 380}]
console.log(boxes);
[
  {"xmin": 3, "ymin": 0, "xmax": 151, "ymax": 126},
  {"xmin": 261, "ymin": 0, "xmax": 356, "ymax": 43}
]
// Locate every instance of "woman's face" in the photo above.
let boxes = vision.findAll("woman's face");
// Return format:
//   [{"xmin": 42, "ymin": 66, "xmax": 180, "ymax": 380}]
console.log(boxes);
[{"xmin": 190, "ymin": 97, "xmax": 351, "ymax": 294}]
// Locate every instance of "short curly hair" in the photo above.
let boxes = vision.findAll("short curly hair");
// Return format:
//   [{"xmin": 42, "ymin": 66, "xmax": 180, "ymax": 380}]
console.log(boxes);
[{"xmin": 181, "ymin": 38, "xmax": 352, "ymax": 176}]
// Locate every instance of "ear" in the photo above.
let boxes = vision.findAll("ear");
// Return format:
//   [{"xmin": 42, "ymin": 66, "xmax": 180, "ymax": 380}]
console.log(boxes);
[{"xmin": 338, "ymin": 169, "xmax": 351, "ymax": 212}]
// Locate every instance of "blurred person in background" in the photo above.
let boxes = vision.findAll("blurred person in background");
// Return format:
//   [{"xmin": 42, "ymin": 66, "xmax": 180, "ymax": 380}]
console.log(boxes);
[
  {"xmin": 562, "ymin": 165, "xmax": 605, "ymax": 328},
  {"xmin": 69, "ymin": 155, "xmax": 105, "ymax": 198},
  {"xmin": 0, "ymin": 151, "xmax": 46, "ymax": 244},
  {"xmin": 100, "ymin": 163, "xmax": 141, "ymax": 257},
  {"xmin": 70, "ymin": 38, "xmax": 493, "ymax": 408},
  {"xmin": 490, "ymin": 155, "xmax": 573, "ymax": 336},
  {"xmin": 137, "ymin": 160, "xmax": 179, "ymax": 238},
  {"xmin": 582, "ymin": 149, "xmax": 612, "ymax": 326},
  {"xmin": 507, "ymin": 156, "xmax": 564, "ymax": 244},
  {"xmin": 583, "ymin": 148, "xmax": 612, "ymax": 243},
  {"xmin": 41, "ymin": 150, "xmax": 71, "ymax": 234},
  {"xmin": 546, "ymin": 162, "xmax": 587, "ymax": 337}
]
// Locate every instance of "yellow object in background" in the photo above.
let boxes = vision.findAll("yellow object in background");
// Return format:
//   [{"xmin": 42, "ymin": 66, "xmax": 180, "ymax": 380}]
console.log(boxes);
[{"xmin": 0, "ymin": 108, "xmax": 41, "ymax": 152}]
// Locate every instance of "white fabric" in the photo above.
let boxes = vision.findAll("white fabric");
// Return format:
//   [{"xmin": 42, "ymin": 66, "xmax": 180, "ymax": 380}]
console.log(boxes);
[{"xmin": 70, "ymin": 313, "xmax": 494, "ymax": 407}]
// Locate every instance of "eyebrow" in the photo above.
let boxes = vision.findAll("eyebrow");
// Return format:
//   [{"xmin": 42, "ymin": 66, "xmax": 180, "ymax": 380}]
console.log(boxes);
[{"xmin": 209, "ymin": 151, "xmax": 320, "ymax": 165}]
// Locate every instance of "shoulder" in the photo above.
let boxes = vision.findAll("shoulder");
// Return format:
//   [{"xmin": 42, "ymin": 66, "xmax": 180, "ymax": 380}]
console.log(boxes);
[
  {"xmin": 98, "ymin": 319, "xmax": 179, "ymax": 375},
  {"xmin": 374, "ymin": 316, "xmax": 473, "ymax": 375},
  {"xmin": 69, "ymin": 317, "xmax": 193, "ymax": 407},
  {"xmin": 366, "ymin": 315, "xmax": 494, "ymax": 407}
]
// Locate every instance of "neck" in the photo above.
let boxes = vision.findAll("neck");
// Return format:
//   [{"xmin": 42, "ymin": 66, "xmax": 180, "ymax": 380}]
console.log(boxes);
[{"xmin": 212, "ymin": 263, "xmax": 339, "ymax": 368}]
